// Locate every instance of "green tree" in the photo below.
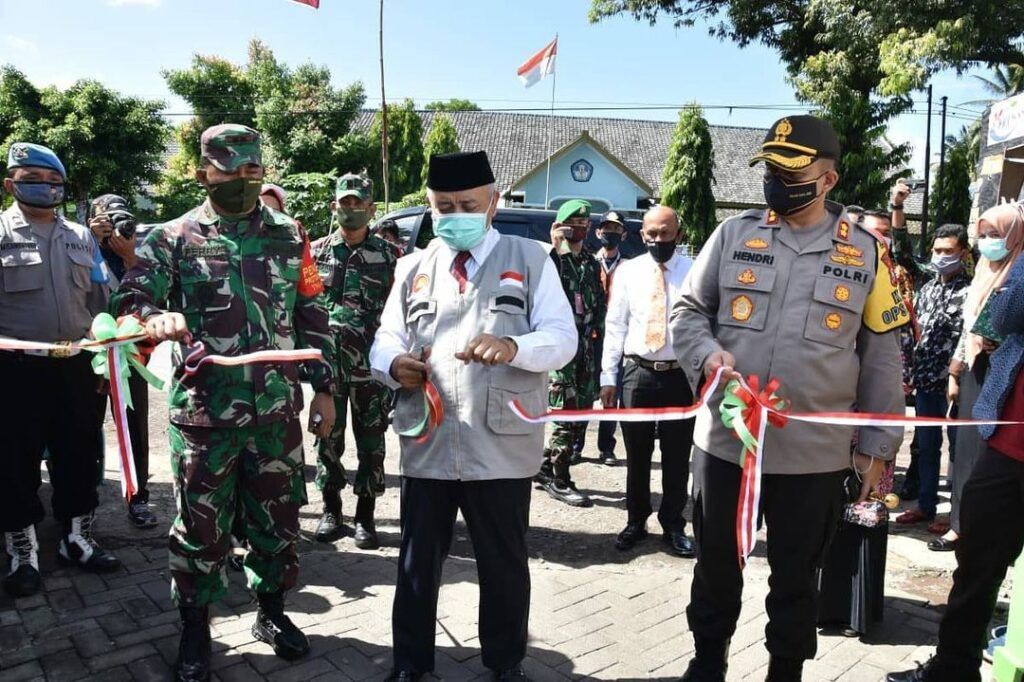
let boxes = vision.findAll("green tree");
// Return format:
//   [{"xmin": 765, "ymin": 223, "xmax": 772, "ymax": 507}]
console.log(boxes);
[
  {"xmin": 931, "ymin": 125, "xmax": 975, "ymax": 228},
  {"xmin": 149, "ymin": 153, "xmax": 205, "ymax": 221},
  {"xmin": 0, "ymin": 66, "xmax": 44, "ymax": 163},
  {"xmin": 279, "ymin": 171, "xmax": 337, "ymax": 239},
  {"xmin": 589, "ymin": 0, "xmax": 1024, "ymax": 208},
  {"xmin": 421, "ymin": 114, "xmax": 460, "ymax": 186},
  {"xmin": 660, "ymin": 105, "xmax": 717, "ymax": 248},
  {"xmin": 424, "ymin": 98, "xmax": 480, "ymax": 112},
  {"xmin": 369, "ymin": 99, "xmax": 424, "ymax": 201}
]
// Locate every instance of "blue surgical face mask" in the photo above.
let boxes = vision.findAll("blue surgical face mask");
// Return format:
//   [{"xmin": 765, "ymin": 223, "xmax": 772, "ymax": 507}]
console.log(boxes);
[
  {"xmin": 979, "ymin": 237, "xmax": 1010, "ymax": 262},
  {"xmin": 931, "ymin": 253, "xmax": 962, "ymax": 275},
  {"xmin": 12, "ymin": 181, "xmax": 64, "ymax": 209},
  {"xmin": 433, "ymin": 212, "xmax": 489, "ymax": 251}
]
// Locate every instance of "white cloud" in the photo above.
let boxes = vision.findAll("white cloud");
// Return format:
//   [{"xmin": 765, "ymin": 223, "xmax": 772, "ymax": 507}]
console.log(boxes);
[
  {"xmin": 106, "ymin": 0, "xmax": 162, "ymax": 6},
  {"xmin": 0, "ymin": 34, "xmax": 38, "ymax": 54}
]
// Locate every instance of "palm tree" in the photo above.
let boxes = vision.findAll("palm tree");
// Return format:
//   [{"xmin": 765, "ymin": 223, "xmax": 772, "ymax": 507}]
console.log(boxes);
[{"xmin": 966, "ymin": 64, "xmax": 1024, "ymax": 107}]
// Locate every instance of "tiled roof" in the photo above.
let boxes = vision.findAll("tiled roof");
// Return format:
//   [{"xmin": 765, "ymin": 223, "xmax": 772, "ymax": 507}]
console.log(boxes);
[{"xmin": 352, "ymin": 110, "xmax": 768, "ymax": 206}]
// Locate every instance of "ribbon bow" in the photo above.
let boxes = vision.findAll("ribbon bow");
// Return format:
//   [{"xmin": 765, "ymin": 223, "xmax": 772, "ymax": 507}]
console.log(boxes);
[{"xmin": 720, "ymin": 375, "xmax": 789, "ymax": 568}]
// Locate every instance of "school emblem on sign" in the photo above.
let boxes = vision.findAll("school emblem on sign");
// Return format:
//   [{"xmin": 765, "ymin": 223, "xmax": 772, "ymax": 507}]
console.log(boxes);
[
  {"xmin": 731, "ymin": 295, "xmax": 754, "ymax": 322},
  {"xmin": 824, "ymin": 312, "xmax": 843, "ymax": 330},
  {"xmin": 836, "ymin": 221, "xmax": 851, "ymax": 241},
  {"xmin": 570, "ymin": 158, "xmax": 594, "ymax": 183},
  {"xmin": 744, "ymin": 238, "xmax": 769, "ymax": 250},
  {"xmin": 834, "ymin": 243, "xmax": 863, "ymax": 258},
  {"xmin": 737, "ymin": 268, "xmax": 758, "ymax": 285},
  {"xmin": 830, "ymin": 253, "xmax": 865, "ymax": 268},
  {"xmin": 412, "ymin": 273, "xmax": 430, "ymax": 294},
  {"xmin": 834, "ymin": 285, "xmax": 850, "ymax": 302}
]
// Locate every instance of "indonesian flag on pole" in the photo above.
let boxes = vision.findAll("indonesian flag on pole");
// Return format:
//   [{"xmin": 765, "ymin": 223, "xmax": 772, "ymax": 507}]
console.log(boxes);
[
  {"xmin": 517, "ymin": 38, "xmax": 557, "ymax": 87},
  {"xmin": 291, "ymin": 0, "xmax": 320, "ymax": 7}
]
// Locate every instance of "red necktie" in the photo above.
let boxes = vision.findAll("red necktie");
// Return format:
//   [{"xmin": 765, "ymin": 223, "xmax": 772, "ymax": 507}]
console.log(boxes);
[{"xmin": 451, "ymin": 251, "xmax": 471, "ymax": 293}]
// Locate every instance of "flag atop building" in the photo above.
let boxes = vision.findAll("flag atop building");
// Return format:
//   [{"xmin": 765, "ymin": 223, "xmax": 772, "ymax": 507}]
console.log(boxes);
[{"xmin": 517, "ymin": 38, "xmax": 557, "ymax": 88}]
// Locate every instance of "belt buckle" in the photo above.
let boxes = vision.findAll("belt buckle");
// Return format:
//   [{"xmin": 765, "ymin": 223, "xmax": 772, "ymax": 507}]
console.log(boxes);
[
  {"xmin": 653, "ymin": 361, "xmax": 671, "ymax": 371},
  {"xmin": 49, "ymin": 341, "xmax": 72, "ymax": 359}
]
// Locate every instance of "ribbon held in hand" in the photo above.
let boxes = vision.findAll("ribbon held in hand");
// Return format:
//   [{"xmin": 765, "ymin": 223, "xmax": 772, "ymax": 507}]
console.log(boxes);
[{"xmin": 396, "ymin": 380, "xmax": 445, "ymax": 444}]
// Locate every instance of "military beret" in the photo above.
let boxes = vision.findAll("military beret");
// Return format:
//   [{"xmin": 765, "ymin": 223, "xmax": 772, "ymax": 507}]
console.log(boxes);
[
  {"xmin": 7, "ymin": 142, "xmax": 67, "ymax": 180},
  {"xmin": 749, "ymin": 115, "xmax": 840, "ymax": 171},
  {"xmin": 201, "ymin": 124, "xmax": 262, "ymax": 172},
  {"xmin": 556, "ymin": 199, "xmax": 592, "ymax": 224},
  {"xmin": 336, "ymin": 173, "xmax": 373, "ymax": 201},
  {"xmin": 427, "ymin": 151, "xmax": 495, "ymax": 192}
]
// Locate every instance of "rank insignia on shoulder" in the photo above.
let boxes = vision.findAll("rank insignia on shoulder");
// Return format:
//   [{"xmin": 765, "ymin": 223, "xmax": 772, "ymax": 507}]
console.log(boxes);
[
  {"xmin": 744, "ymin": 238, "xmax": 769, "ymax": 250},
  {"xmin": 834, "ymin": 285, "xmax": 851, "ymax": 302},
  {"xmin": 412, "ymin": 273, "xmax": 431, "ymax": 294},
  {"xmin": 829, "ymin": 253, "xmax": 865, "ymax": 268},
  {"xmin": 764, "ymin": 210, "xmax": 779, "ymax": 226},
  {"xmin": 834, "ymin": 243, "xmax": 863, "ymax": 258},
  {"xmin": 737, "ymin": 268, "xmax": 758, "ymax": 285},
  {"xmin": 836, "ymin": 221, "xmax": 851, "ymax": 242},
  {"xmin": 731, "ymin": 295, "xmax": 754, "ymax": 322},
  {"xmin": 823, "ymin": 312, "xmax": 843, "ymax": 330}
]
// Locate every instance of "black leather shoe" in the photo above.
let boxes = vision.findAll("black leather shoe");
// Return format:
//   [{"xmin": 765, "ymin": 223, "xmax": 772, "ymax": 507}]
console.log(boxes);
[
  {"xmin": 384, "ymin": 671, "xmax": 422, "ymax": 681},
  {"xmin": 887, "ymin": 661, "xmax": 933, "ymax": 682},
  {"xmin": 615, "ymin": 523, "xmax": 649, "ymax": 551},
  {"xmin": 679, "ymin": 637, "xmax": 729, "ymax": 681},
  {"xmin": 252, "ymin": 592, "xmax": 309, "ymax": 660},
  {"xmin": 354, "ymin": 521, "xmax": 379, "ymax": 550},
  {"xmin": 927, "ymin": 537, "xmax": 958, "ymax": 552},
  {"xmin": 494, "ymin": 664, "xmax": 530, "ymax": 680},
  {"xmin": 663, "ymin": 530, "xmax": 696, "ymax": 558},
  {"xmin": 543, "ymin": 479, "xmax": 592, "ymax": 507},
  {"xmin": 174, "ymin": 606, "xmax": 210, "ymax": 682},
  {"xmin": 534, "ymin": 460, "xmax": 555, "ymax": 486},
  {"xmin": 600, "ymin": 451, "xmax": 618, "ymax": 466},
  {"xmin": 766, "ymin": 656, "xmax": 803, "ymax": 681},
  {"xmin": 4, "ymin": 564, "xmax": 41, "ymax": 598},
  {"xmin": 315, "ymin": 489, "xmax": 344, "ymax": 543}
]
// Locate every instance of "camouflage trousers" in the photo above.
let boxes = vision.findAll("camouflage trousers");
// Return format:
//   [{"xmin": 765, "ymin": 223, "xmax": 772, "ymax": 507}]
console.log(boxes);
[
  {"xmin": 168, "ymin": 419, "xmax": 305, "ymax": 607},
  {"xmin": 315, "ymin": 378, "xmax": 388, "ymax": 497},
  {"xmin": 545, "ymin": 338, "xmax": 599, "ymax": 475}
]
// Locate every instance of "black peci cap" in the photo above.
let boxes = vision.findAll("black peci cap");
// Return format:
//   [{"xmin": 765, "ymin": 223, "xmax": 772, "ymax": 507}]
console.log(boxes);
[
  {"xmin": 426, "ymin": 151, "xmax": 496, "ymax": 192},
  {"xmin": 749, "ymin": 115, "xmax": 841, "ymax": 171}
]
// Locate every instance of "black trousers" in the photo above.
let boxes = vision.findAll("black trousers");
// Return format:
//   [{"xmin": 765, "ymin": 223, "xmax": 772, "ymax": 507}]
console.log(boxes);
[
  {"xmin": 0, "ymin": 353, "xmax": 103, "ymax": 531},
  {"xmin": 931, "ymin": 445, "xmax": 1024, "ymax": 681},
  {"xmin": 96, "ymin": 367, "xmax": 151, "ymax": 500},
  {"xmin": 686, "ymin": 448, "xmax": 845, "ymax": 660},
  {"xmin": 393, "ymin": 477, "xmax": 531, "ymax": 674},
  {"xmin": 621, "ymin": 362, "xmax": 694, "ymax": 532}
]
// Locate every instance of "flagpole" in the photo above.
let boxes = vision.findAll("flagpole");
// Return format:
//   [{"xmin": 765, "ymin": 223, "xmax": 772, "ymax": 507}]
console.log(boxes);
[
  {"xmin": 544, "ymin": 35, "xmax": 557, "ymax": 209},
  {"xmin": 379, "ymin": 0, "xmax": 390, "ymax": 212}
]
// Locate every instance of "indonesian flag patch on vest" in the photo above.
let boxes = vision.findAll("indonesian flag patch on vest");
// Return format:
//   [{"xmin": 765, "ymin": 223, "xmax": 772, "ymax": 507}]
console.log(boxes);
[{"xmin": 499, "ymin": 271, "xmax": 525, "ymax": 289}]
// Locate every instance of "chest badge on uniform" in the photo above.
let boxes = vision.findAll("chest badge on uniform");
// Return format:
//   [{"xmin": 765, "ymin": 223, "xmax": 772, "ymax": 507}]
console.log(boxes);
[
  {"xmin": 829, "ymin": 253, "xmax": 865, "ymax": 268},
  {"xmin": 823, "ymin": 312, "xmax": 843, "ymax": 331},
  {"xmin": 412, "ymin": 273, "xmax": 430, "ymax": 294},
  {"xmin": 737, "ymin": 268, "xmax": 758, "ymax": 285},
  {"xmin": 731, "ymin": 295, "xmax": 754, "ymax": 322},
  {"xmin": 834, "ymin": 243, "xmax": 863, "ymax": 258},
  {"xmin": 834, "ymin": 285, "xmax": 851, "ymax": 303},
  {"xmin": 744, "ymin": 238, "xmax": 769, "ymax": 250},
  {"xmin": 836, "ymin": 221, "xmax": 851, "ymax": 242}
]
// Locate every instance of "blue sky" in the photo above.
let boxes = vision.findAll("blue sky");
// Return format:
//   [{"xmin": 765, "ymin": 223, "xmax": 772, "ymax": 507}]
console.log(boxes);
[{"xmin": 0, "ymin": 0, "xmax": 997, "ymax": 173}]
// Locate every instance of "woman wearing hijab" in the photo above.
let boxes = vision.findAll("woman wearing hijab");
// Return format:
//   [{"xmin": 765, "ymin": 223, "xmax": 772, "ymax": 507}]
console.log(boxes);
[{"xmin": 930, "ymin": 204, "xmax": 1024, "ymax": 552}]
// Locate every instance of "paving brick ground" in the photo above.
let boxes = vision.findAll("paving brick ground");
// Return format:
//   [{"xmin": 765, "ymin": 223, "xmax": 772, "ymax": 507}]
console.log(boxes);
[{"xmin": 0, "ymin": 348, "xmax": 1002, "ymax": 680}]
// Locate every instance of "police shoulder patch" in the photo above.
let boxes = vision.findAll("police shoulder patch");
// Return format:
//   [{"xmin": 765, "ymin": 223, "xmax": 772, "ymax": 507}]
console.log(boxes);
[{"xmin": 863, "ymin": 243, "xmax": 911, "ymax": 333}]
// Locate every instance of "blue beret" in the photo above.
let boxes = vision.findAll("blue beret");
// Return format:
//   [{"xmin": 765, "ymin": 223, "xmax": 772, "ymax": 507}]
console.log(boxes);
[{"xmin": 7, "ymin": 143, "xmax": 67, "ymax": 181}]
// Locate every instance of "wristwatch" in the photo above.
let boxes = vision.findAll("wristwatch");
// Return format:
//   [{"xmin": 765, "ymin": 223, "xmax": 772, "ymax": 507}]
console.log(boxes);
[{"xmin": 888, "ymin": 202, "xmax": 904, "ymax": 211}]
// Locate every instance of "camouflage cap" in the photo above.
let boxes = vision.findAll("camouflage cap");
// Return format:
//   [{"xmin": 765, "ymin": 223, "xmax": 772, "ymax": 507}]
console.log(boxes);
[
  {"xmin": 335, "ymin": 173, "xmax": 373, "ymax": 201},
  {"xmin": 200, "ymin": 124, "xmax": 262, "ymax": 172}
]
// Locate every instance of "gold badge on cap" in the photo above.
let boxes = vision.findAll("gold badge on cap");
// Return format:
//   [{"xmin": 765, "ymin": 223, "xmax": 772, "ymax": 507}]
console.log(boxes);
[
  {"xmin": 834, "ymin": 285, "xmax": 851, "ymax": 302},
  {"xmin": 731, "ymin": 295, "xmax": 754, "ymax": 322},
  {"xmin": 737, "ymin": 268, "xmax": 758, "ymax": 285},
  {"xmin": 773, "ymin": 119, "xmax": 793, "ymax": 143},
  {"xmin": 823, "ymin": 312, "xmax": 843, "ymax": 330}
]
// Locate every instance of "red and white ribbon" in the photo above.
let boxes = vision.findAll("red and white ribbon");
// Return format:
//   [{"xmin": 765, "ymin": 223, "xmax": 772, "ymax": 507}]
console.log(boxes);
[{"xmin": 182, "ymin": 341, "xmax": 323, "ymax": 376}]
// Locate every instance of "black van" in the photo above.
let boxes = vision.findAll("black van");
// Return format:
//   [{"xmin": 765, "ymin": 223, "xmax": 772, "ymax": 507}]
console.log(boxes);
[{"xmin": 373, "ymin": 205, "xmax": 647, "ymax": 258}]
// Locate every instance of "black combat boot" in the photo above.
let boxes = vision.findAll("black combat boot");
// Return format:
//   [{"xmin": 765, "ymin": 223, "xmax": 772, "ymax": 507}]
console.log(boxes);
[
  {"xmin": 315, "ymin": 488, "xmax": 343, "ymax": 542},
  {"xmin": 3, "ymin": 527, "xmax": 41, "ymax": 597},
  {"xmin": 679, "ymin": 637, "xmax": 729, "ymax": 682},
  {"xmin": 542, "ymin": 464, "xmax": 592, "ymax": 507},
  {"xmin": 353, "ymin": 497, "xmax": 379, "ymax": 550},
  {"xmin": 252, "ymin": 591, "xmax": 310, "ymax": 660},
  {"xmin": 765, "ymin": 656, "xmax": 803, "ymax": 682},
  {"xmin": 534, "ymin": 457, "xmax": 555, "ymax": 486},
  {"xmin": 57, "ymin": 512, "xmax": 121, "ymax": 572},
  {"xmin": 174, "ymin": 605, "xmax": 211, "ymax": 682}
]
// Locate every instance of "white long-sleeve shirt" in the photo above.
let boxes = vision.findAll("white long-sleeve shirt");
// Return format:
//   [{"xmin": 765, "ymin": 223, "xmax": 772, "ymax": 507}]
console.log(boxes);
[
  {"xmin": 370, "ymin": 227, "xmax": 578, "ymax": 387},
  {"xmin": 600, "ymin": 251, "xmax": 693, "ymax": 386}
]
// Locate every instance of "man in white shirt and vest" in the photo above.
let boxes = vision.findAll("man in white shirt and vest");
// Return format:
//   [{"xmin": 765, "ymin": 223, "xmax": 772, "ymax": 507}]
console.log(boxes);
[
  {"xmin": 600, "ymin": 206, "xmax": 697, "ymax": 558},
  {"xmin": 369, "ymin": 151, "xmax": 578, "ymax": 681}
]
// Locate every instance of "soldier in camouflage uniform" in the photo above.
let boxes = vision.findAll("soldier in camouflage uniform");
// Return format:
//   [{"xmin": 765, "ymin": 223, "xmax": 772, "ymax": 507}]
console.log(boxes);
[
  {"xmin": 536, "ymin": 199, "xmax": 606, "ymax": 507},
  {"xmin": 310, "ymin": 173, "xmax": 399, "ymax": 549},
  {"xmin": 111, "ymin": 124, "xmax": 338, "ymax": 682}
]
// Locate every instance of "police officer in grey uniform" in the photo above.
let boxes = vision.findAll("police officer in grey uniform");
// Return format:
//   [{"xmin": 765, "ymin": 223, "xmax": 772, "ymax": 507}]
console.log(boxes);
[
  {"xmin": 370, "ymin": 151, "xmax": 577, "ymax": 681},
  {"xmin": 672, "ymin": 117, "xmax": 908, "ymax": 682},
  {"xmin": 0, "ymin": 143, "xmax": 121, "ymax": 598}
]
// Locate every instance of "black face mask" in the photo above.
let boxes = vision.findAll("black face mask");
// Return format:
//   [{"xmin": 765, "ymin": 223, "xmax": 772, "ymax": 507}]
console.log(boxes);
[
  {"xmin": 763, "ymin": 172, "xmax": 826, "ymax": 216},
  {"xmin": 599, "ymin": 232, "xmax": 622, "ymax": 248},
  {"xmin": 646, "ymin": 240, "xmax": 676, "ymax": 264}
]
